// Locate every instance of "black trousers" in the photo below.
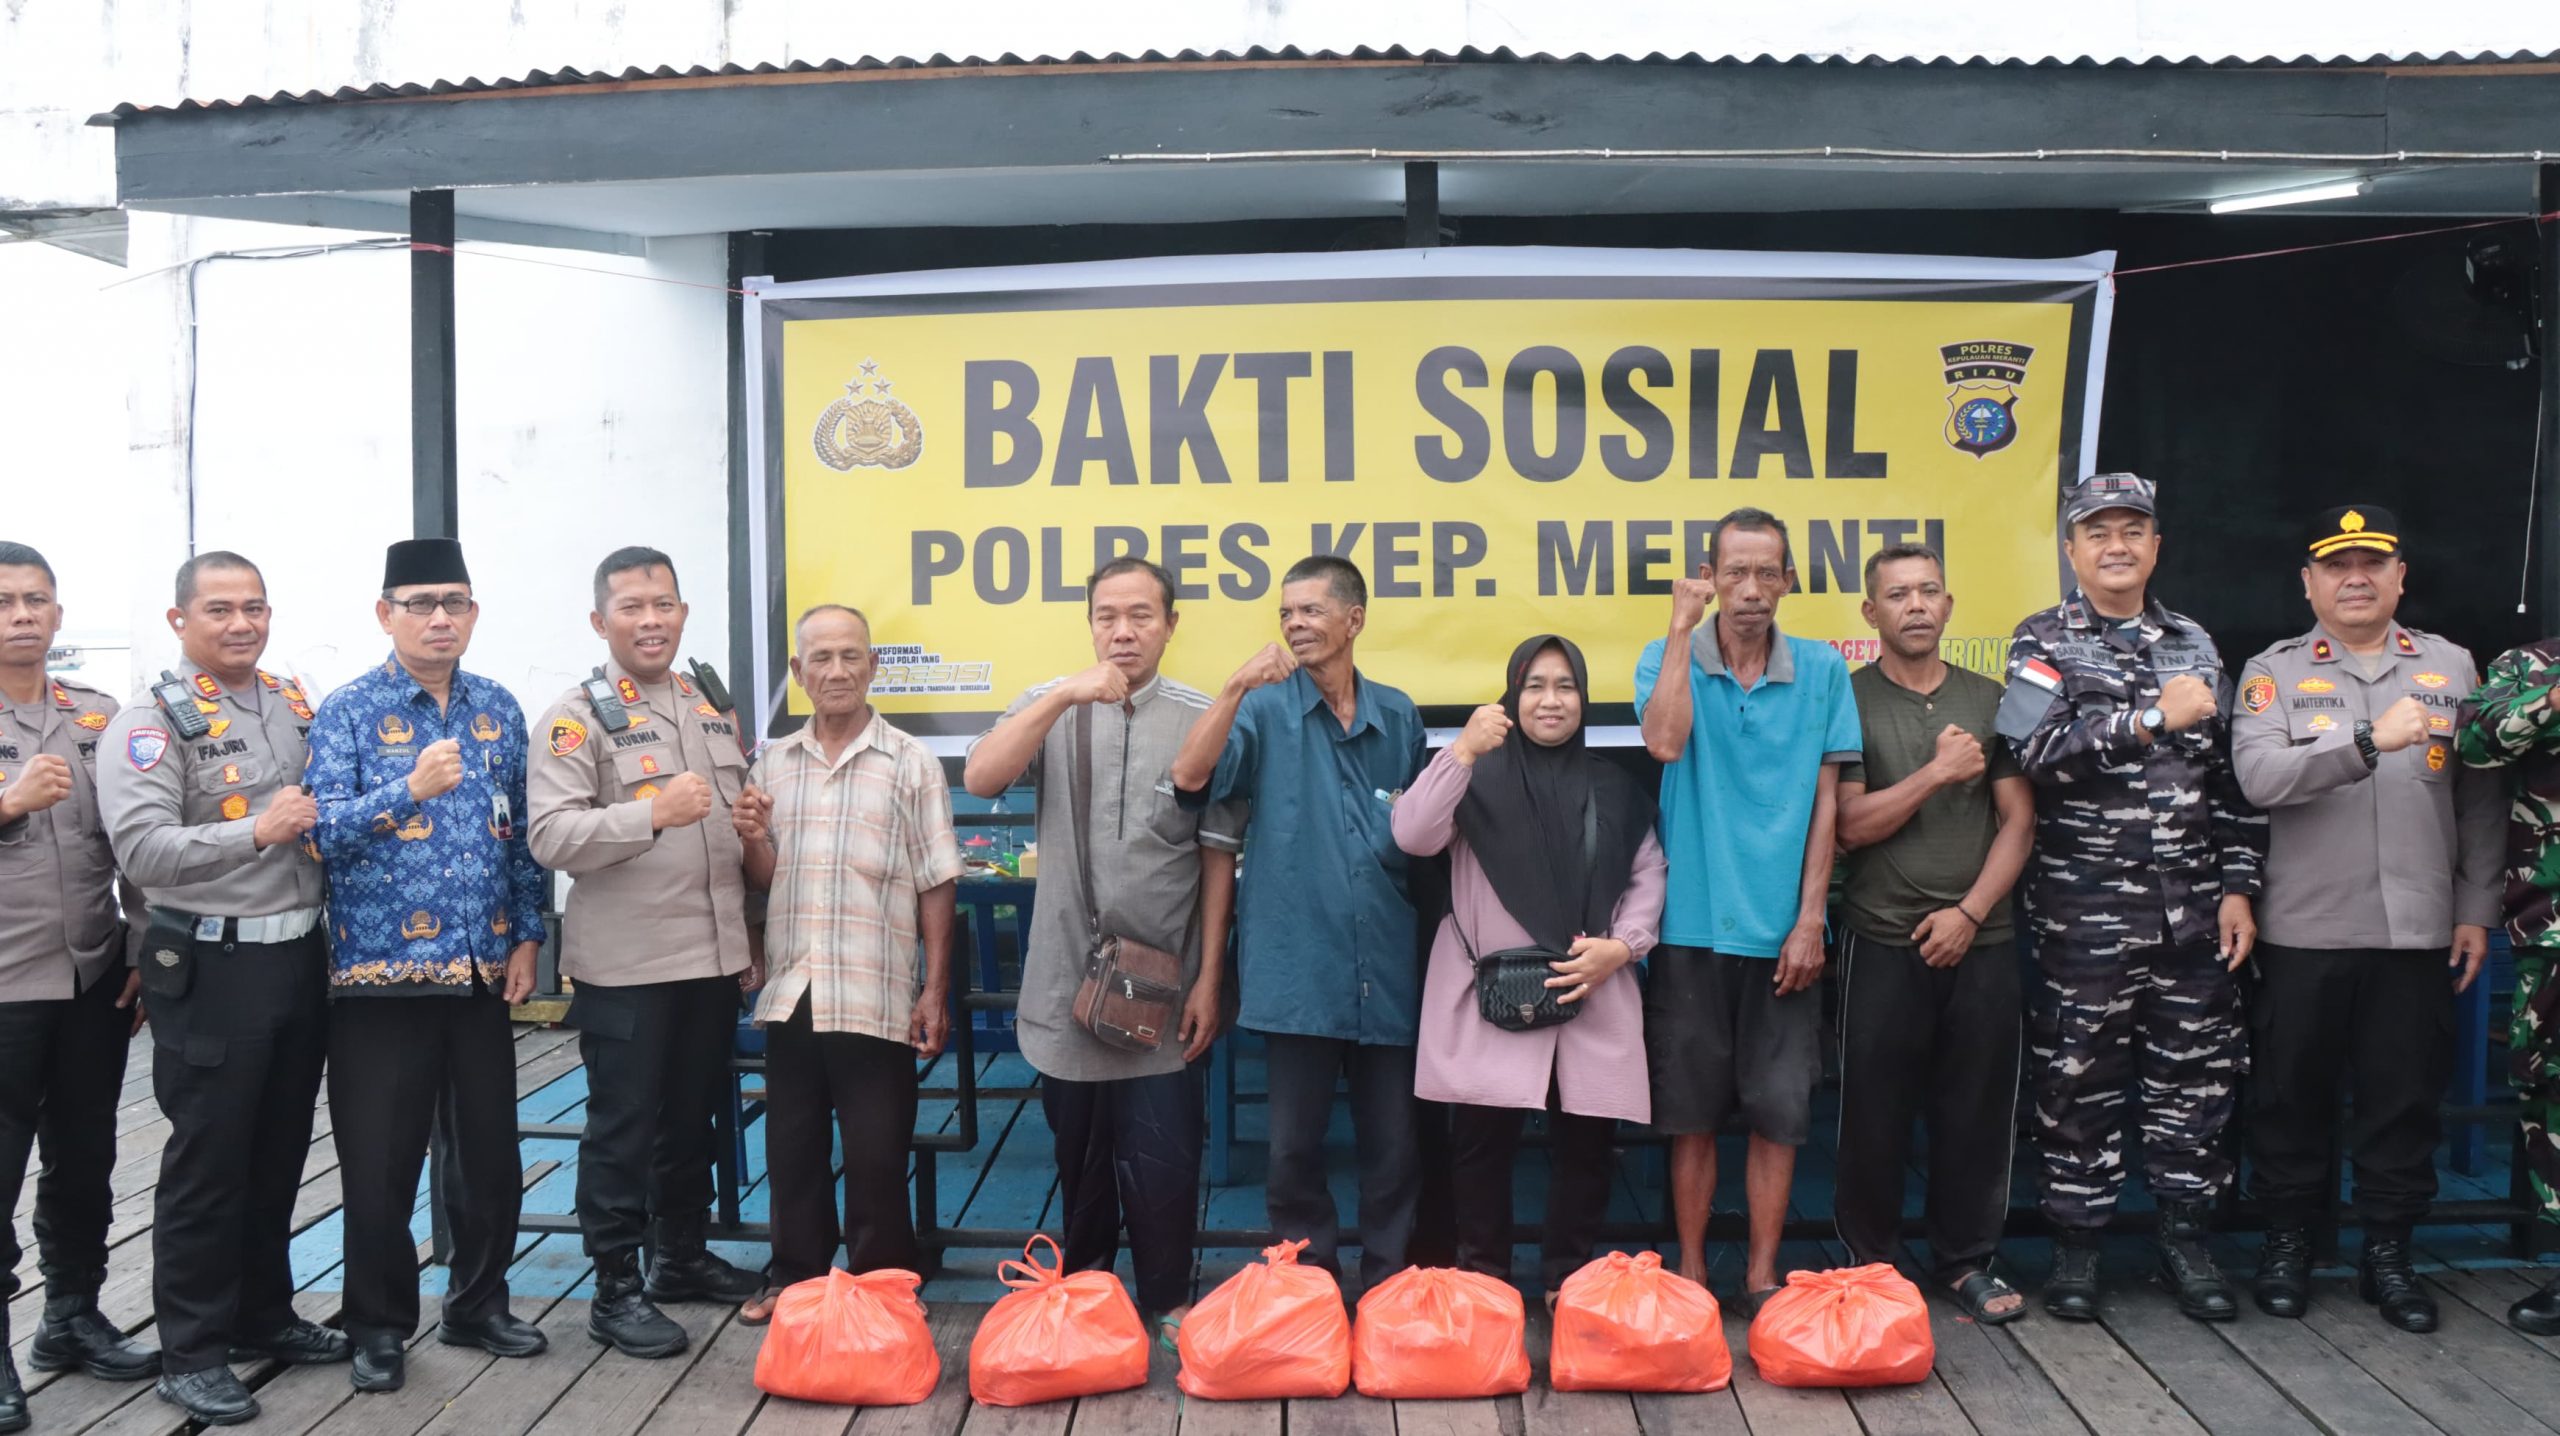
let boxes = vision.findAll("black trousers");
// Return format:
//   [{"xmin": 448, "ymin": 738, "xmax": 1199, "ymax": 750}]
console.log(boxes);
[
  {"xmin": 0, "ymin": 968, "xmax": 132, "ymax": 1305},
  {"xmin": 1449, "ymin": 1092, "xmax": 1617, "ymax": 1293},
  {"xmin": 2247, "ymin": 943, "xmax": 2454, "ymax": 1234},
  {"xmin": 763, "ymin": 999, "xmax": 920, "ymax": 1284},
  {"xmin": 1041, "ymin": 1065, "xmax": 1204, "ymax": 1314},
  {"xmin": 569, "ymin": 975, "xmax": 738, "ymax": 1262},
  {"xmin": 1834, "ymin": 932, "xmax": 2022, "ymax": 1279},
  {"xmin": 1261, "ymin": 1033, "xmax": 1419, "ymax": 1288},
  {"xmin": 328, "ymin": 993, "xmax": 523, "ymax": 1338},
  {"xmin": 147, "ymin": 932, "xmax": 328, "ymax": 1374}
]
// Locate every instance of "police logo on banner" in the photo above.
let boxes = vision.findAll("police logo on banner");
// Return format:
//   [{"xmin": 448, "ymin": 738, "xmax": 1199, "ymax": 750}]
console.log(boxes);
[
  {"xmin": 812, "ymin": 357, "xmax": 925, "ymax": 472},
  {"xmin": 1941, "ymin": 340, "xmax": 2035, "ymax": 458}
]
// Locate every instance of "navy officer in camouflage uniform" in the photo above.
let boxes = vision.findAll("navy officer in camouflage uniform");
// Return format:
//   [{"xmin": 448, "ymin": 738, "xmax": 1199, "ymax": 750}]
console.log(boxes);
[{"xmin": 1997, "ymin": 473, "xmax": 2266, "ymax": 1323}]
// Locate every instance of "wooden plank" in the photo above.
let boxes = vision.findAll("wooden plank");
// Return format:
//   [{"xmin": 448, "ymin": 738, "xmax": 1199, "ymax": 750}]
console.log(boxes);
[
  {"xmin": 523, "ymin": 1300, "xmax": 735, "ymax": 1436},
  {"xmin": 2087, "ymin": 1287, "xmax": 2334, "ymax": 1435},
  {"xmin": 743, "ymin": 1400, "xmax": 858, "ymax": 1436},
  {"xmin": 1628, "ymin": 1389, "xmax": 1745, "ymax": 1435},
  {"xmin": 1520, "ymin": 1385, "xmax": 1640, "ymax": 1436},
  {"xmin": 2426, "ymin": 1268, "xmax": 2560, "ymax": 1359},
  {"xmin": 1396, "ymin": 1398, "xmax": 1510, "ymax": 1436},
  {"xmin": 1062, "ymin": 1331, "xmax": 1181, "ymax": 1436},
  {"xmin": 1923, "ymin": 1318, "xmax": 2089, "ymax": 1434},
  {"xmin": 847, "ymin": 1303, "xmax": 979, "ymax": 1436},
  {"xmin": 1174, "ymin": 1394, "xmax": 1285, "ymax": 1436},
  {"xmin": 635, "ymin": 1313, "xmax": 771, "ymax": 1436},
  {"xmin": 952, "ymin": 1394, "xmax": 1071, "ymax": 1436},
  {"xmin": 1288, "ymin": 1388, "xmax": 1397, "ymax": 1436},
  {"xmin": 2296, "ymin": 1278, "xmax": 2558, "ymax": 1436},
  {"xmin": 1717, "ymin": 1304, "xmax": 1860, "ymax": 1436},
  {"xmin": 2397, "ymin": 1269, "xmax": 2560, "ymax": 1421},
  {"xmin": 2005, "ymin": 1294, "xmax": 2210, "ymax": 1436},
  {"xmin": 413, "ymin": 1299, "xmax": 609, "ymax": 1436},
  {"xmin": 1844, "ymin": 1373, "xmax": 1978, "ymax": 1435}
]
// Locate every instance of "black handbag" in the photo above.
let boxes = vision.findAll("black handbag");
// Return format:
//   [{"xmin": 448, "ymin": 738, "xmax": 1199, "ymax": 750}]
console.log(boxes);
[{"xmin": 1453, "ymin": 794, "xmax": 1597, "ymax": 1033}]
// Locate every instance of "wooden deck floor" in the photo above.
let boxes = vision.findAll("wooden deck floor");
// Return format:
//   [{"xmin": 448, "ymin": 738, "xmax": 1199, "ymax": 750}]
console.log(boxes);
[{"xmin": 14, "ymin": 1023, "xmax": 2560, "ymax": 1435}]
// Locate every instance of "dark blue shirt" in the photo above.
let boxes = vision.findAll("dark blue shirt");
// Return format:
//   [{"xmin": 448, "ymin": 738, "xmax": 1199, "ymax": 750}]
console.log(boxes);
[
  {"xmin": 306, "ymin": 656, "xmax": 547, "ymax": 993},
  {"xmin": 1186, "ymin": 667, "xmax": 1428, "ymax": 1045}
]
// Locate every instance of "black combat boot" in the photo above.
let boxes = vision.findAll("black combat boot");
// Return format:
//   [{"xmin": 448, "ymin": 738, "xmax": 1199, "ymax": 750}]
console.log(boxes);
[
  {"xmin": 2044, "ymin": 1227, "xmax": 2103, "ymax": 1321},
  {"xmin": 2358, "ymin": 1236, "xmax": 2438, "ymax": 1333},
  {"xmin": 2252, "ymin": 1225, "xmax": 2312, "ymax": 1318},
  {"xmin": 0, "ymin": 1314, "xmax": 26, "ymax": 1436},
  {"xmin": 30, "ymin": 1289, "xmax": 161, "ymax": 1381},
  {"xmin": 2155, "ymin": 1199, "xmax": 2237, "ymax": 1321},
  {"xmin": 2513, "ymin": 1273, "xmax": 2560, "ymax": 1335},
  {"xmin": 642, "ymin": 1214, "xmax": 766, "ymax": 1304},
  {"xmin": 590, "ymin": 1250, "xmax": 688, "ymax": 1359}
]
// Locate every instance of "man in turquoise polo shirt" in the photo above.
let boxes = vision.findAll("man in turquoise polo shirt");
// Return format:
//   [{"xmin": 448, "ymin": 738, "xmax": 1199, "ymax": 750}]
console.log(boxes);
[{"xmin": 1636, "ymin": 507, "xmax": 1861, "ymax": 1308}]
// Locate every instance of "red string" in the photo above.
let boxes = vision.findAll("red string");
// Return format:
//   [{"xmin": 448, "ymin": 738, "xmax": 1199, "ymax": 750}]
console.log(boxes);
[
  {"xmin": 2110, "ymin": 210, "xmax": 2558, "ymax": 279},
  {"xmin": 407, "ymin": 240, "xmax": 751, "ymax": 295}
]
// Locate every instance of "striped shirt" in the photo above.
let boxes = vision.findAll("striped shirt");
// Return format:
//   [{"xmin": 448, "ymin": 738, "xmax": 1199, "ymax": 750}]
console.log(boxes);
[{"xmin": 751, "ymin": 711, "xmax": 964, "ymax": 1040}]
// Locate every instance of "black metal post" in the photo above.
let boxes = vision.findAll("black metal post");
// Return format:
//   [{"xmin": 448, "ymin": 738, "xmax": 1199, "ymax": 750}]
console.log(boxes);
[
  {"xmin": 726, "ymin": 230, "xmax": 768, "ymax": 733},
  {"xmin": 410, "ymin": 190, "xmax": 458, "ymax": 539},
  {"xmin": 2539, "ymin": 165, "xmax": 2560, "ymax": 629},
  {"xmin": 1403, "ymin": 161, "xmax": 1440, "ymax": 248}
]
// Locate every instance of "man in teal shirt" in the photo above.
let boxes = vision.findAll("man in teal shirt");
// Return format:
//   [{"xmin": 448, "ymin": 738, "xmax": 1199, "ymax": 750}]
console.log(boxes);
[
  {"xmin": 1635, "ymin": 508, "xmax": 1861, "ymax": 1308},
  {"xmin": 1174, "ymin": 555, "xmax": 1428, "ymax": 1287}
]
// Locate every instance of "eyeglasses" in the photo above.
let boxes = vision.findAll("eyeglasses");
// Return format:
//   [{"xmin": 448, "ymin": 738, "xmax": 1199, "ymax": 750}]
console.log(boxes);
[{"xmin": 388, "ymin": 594, "xmax": 475, "ymax": 617}]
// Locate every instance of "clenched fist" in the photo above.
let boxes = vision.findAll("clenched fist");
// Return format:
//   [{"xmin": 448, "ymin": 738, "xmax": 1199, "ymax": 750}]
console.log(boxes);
[
  {"xmin": 1928, "ymin": 724, "xmax": 1985, "ymax": 784},
  {"xmin": 1228, "ymin": 642, "xmax": 1298, "ymax": 696},
  {"xmin": 1451, "ymin": 703, "xmax": 1514, "ymax": 764},
  {"xmin": 2157, "ymin": 673, "xmax": 2217, "ymax": 733},
  {"xmin": 0, "ymin": 753, "xmax": 73, "ymax": 820},
  {"xmin": 732, "ymin": 783, "xmax": 774, "ymax": 846},
  {"xmin": 649, "ymin": 770, "xmax": 715, "ymax": 831},
  {"xmin": 1064, "ymin": 660, "xmax": 1132, "ymax": 708},
  {"xmin": 408, "ymin": 738, "xmax": 465, "ymax": 802},
  {"xmin": 253, "ymin": 786, "xmax": 319, "ymax": 849},
  {"xmin": 1670, "ymin": 571, "xmax": 1715, "ymax": 633},
  {"xmin": 2370, "ymin": 696, "xmax": 2430, "ymax": 754}
]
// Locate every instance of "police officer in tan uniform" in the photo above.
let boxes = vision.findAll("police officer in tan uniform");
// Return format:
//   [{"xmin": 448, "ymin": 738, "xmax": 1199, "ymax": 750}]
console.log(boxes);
[
  {"xmin": 527, "ymin": 546, "xmax": 761, "ymax": 1359},
  {"xmin": 2231, "ymin": 505, "xmax": 2503, "ymax": 1334},
  {"xmin": 0, "ymin": 542, "xmax": 158, "ymax": 1432},
  {"xmin": 96, "ymin": 551, "xmax": 342, "ymax": 1426}
]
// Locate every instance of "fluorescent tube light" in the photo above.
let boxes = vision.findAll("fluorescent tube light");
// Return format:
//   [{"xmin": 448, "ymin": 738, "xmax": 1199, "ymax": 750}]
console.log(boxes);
[{"xmin": 2208, "ymin": 180, "xmax": 2369, "ymax": 214}]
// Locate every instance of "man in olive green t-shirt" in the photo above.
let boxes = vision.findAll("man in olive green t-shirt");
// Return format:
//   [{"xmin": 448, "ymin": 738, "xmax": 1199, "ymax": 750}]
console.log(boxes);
[{"xmin": 1834, "ymin": 545, "xmax": 2035, "ymax": 1324}]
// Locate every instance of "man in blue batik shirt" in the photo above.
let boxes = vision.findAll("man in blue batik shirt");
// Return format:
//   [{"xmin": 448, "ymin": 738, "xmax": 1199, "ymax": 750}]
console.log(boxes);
[{"xmin": 304, "ymin": 539, "xmax": 549, "ymax": 1395}]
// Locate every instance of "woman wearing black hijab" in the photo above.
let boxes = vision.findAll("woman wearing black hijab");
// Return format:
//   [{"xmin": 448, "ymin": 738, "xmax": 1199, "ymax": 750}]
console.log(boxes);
[{"xmin": 1392, "ymin": 635, "xmax": 1666, "ymax": 1297}]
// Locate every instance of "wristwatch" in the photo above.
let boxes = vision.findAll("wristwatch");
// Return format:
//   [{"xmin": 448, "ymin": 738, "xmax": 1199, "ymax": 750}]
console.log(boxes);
[
  {"xmin": 2352, "ymin": 718, "xmax": 2380, "ymax": 768},
  {"xmin": 2139, "ymin": 705, "xmax": 2166, "ymax": 738}
]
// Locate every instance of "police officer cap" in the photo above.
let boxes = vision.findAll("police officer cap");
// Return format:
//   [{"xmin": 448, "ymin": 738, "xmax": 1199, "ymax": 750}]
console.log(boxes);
[
  {"xmin": 382, "ymin": 537, "xmax": 471, "ymax": 590},
  {"xmin": 2060, "ymin": 472, "xmax": 2157, "ymax": 526},
  {"xmin": 2305, "ymin": 505, "xmax": 2399, "ymax": 561}
]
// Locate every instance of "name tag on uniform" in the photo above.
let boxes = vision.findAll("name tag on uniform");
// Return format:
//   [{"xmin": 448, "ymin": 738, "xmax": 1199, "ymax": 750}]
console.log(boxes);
[{"xmin": 194, "ymin": 915, "xmax": 224, "ymax": 942}]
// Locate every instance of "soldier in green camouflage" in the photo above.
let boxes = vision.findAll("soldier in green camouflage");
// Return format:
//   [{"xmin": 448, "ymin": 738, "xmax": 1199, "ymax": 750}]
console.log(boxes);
[{"xmin": 2454, "ymin": 638, "xmax": 2560, "ymax": 1335}]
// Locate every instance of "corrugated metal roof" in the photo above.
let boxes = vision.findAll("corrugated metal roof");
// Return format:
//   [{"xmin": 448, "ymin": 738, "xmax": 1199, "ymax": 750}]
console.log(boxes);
[{"xmin": 98, "ymin": 43, "xmax": 2560, "ymax": 121}]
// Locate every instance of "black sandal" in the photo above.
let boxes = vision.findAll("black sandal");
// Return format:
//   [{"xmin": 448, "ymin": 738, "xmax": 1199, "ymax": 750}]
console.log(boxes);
[
  {"xmin": 1948, "ymin": 1268, "xmax": 2026, "ymax": 1325},
  {"xmin": 1740, "ymin": 1286, "xmax": 1783, "ymax": 1319}
]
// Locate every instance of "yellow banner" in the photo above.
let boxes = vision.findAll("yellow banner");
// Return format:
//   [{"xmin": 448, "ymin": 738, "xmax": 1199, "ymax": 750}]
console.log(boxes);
[{"xmin": 765, "ymin": 256, "xmax": 2104, "ymax": 729}]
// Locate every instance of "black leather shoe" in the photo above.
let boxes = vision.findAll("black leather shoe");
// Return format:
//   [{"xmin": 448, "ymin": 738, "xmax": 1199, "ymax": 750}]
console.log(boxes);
[
  {"xmin": 230, "ymin": 1317, "xmax": 352, "ymax": 1366},
  {"xmin": 2155, "ymin": 1200, "xmax": 2237, "ymax": 1322},
  {"xmin": 439, "ymin": 1310, "xmax": 549, "ymax": 1358},
  {"xmin": 2253, "ymin": 1226, "xmax": 2312, "ymax": 1319},
  {"xmin": 30, "ymin": 1301, "xmax": 161, "ymax": 1381},
  {"xmin": 2514, "ymin": 1274, "xmax": 2560, "ymax": 1336},
  {"xmin": 2044, "ymin": 1230, "xmax": 2103, "ymax": 1321},
  {"xmin": 643, "ymin": 1217, "xmax": 768, "ymax": 1304},
  {"xmin": 156, "ymin": 1368, "xmax": 261, "ymax": 1426},
  {"xmin": 0, "ymin": 1350, "xmax": 26, "ymax": 1436},
  {"xmin": 2357, "ymin": 1239, "xmax": 2437, "ymax": 1333},
  {"xmin": 592, "ymin": 1253, "xmax": 689, "ymax": 1359},
  {"xmin": 351, "ymin": 1332, "xmax": 406, "ymax": 1393}
]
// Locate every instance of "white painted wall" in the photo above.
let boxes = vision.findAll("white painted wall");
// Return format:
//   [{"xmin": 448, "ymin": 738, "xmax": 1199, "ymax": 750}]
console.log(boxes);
[{"xmin": 4, "ymin": 0, "xmax": 2555, "ymax": 704}]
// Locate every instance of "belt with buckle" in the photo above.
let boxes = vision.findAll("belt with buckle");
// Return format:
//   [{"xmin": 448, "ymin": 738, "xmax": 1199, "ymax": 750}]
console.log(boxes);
[{"xmin": 153, "ymin": 906, "xmax": 325, "ymax": 946}]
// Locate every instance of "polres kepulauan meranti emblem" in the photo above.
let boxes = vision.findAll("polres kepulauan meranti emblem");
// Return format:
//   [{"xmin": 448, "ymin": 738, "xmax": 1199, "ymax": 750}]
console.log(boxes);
[
  {"xmin": 1940, "ymin": 340, "xmax": 2035, "ymax": 458},
  {"xmin": 812, "ymin": 357, "xmax": 924, "ymax": 471}
]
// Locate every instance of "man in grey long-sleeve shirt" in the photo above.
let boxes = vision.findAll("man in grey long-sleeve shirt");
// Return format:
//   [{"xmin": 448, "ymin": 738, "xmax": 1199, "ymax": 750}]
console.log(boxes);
[
  {"xmin": 2231, "ymin": 505, "xmax": 2502, "ymax": 1336},
  {"xmin": 95, "ymin": 551, "xmax": 340, "ymax": 1426}
]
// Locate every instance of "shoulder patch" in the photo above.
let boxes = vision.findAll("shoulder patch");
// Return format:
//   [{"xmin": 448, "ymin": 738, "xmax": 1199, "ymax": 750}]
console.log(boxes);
[
  {"xmin": 127, "ymin": 728, "xmax": 170, "ymax": 771},
  {"xmin": 548, "ymin": 715, "xmax": 588, "ymax": 756},
  {"xmin": 2243, "ymin": 676, "xmax": 2275, "ymax": 714}
]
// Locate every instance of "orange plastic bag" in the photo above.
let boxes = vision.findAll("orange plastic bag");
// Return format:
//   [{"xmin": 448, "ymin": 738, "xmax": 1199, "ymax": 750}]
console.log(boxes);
[
  {"xmin": 751, "ymin": 1267, "xmax": 940, "ymax": 1406},
  {"xmin": 1177, "ymin": 1239, "xmax": 1351, "ymax": 1400},
  {"xmin": 968, "ymin": 1236, "xmax": 1152, "ymax": 1406},
  {"xmin": 1747, "ymin": 1264, "xmax": 1935, "ymax": 1388},
  {"xmin": 1550, "ymin": 1250, "xmax": 1731, "ymax": 1392},
  {"xmin": 1350, "ymin": 1267, "xmax": 1530, "ymax": 1399}
]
